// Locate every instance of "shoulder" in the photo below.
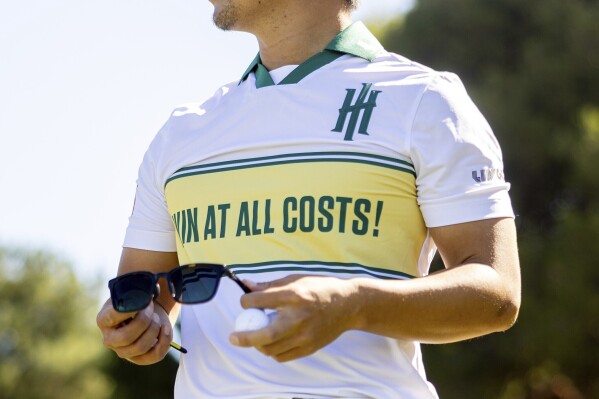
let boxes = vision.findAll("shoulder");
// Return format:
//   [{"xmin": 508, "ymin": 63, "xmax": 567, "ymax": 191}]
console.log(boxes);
[
  {"xmin": 169, "ymin": 80, "xmax": 239, "ymax": 125},
  {"xmin": 373, "ymin": 52, "xmax": 468, "ymax": 98},
  {"xmin": 151, "ymin": 80, "xmax": 239, "ymax": 143},
  {"xmin": 338, "ymin": 51, "xmax": 437, "ymax": 84},
  {"xmin": 361, "ymin": 52, "xmax": 477, "ymax": 128},
  {"xmin": 139, "ymin": 80, "xmax": 239, "ymax": 177},
  {"xmin": 330, "ymin": 51, "xmax": 466, "ymax": 105}
]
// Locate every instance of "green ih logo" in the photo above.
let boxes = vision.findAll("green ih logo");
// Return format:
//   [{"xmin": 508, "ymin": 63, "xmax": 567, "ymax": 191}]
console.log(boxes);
[{"xmin": 332, "ymin": 83, "xmax": 381, "ymax": 141}]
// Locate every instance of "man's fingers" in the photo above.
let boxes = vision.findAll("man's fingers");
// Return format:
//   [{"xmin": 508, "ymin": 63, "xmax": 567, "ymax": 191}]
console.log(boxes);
[
  {"xmin": 122, "ymin": 323, "xmax": 172, "ymax": 365},
  {"xmin": 240, "ymin": 275, "xmax": 313, "ymax": 309},
  {"xmin": 96, "ymin": 299, "xmax": 138, "ymax": 329},
  {"xmin": 242, "ymin": 275, "xmax": 304, "ymax": 293},
  {"xmin": 231, "ymin": 323, "xmax": 317, "ymax": 363},
  {"xmin": 96, "ymin": 297, "xmax": 173, "ymax": 365},
  {"xmin": 114, "ymin": 314, "xmax": 162, "ymax": 359},
  {"xmin": 240, "ymin": 290, "xmax": 283, "ymax": 310},
  {"xmin": 270, "ymin": 345, "xmax": 316, "ymax": 363},
  {"xmin": 102, "ymin": 303, "xmax": 155, "ymax": 349},
  {"xmin": 240, "ymin": 284, "xmax": 308, "ymax": 310},
  {"xmin": 256, "ymin": 336, "xmax": 300, "ymax": 358},
  {"xmin": 230, "ymin": 319, "xmax": 290, "ymax": 348}
]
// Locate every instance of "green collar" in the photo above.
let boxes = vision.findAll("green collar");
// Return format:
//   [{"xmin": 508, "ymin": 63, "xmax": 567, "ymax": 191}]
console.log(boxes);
[{"xmin": 239, "ymin": 21, "xmax": 385, "ymax": 88}]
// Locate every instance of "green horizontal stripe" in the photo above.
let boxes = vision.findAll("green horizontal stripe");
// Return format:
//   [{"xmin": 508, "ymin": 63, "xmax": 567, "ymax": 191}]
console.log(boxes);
[
  {"xmin": 228, "ymin": 260, "xmax": 414, "ymax": 280},
  {"xmin": 176, "ymin": 152, "xmax": 413, "ymax": 173},
  {"xmin": 166, "ymin": 157, "xmax": 416, "ymax": 187}
]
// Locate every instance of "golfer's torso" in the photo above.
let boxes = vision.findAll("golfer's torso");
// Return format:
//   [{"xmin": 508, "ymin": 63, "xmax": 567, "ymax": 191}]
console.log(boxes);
[
  {"xmin": 160, "ymin": 55, "xmax": 438, "ymax": 398},
  {"xmin": 164, "ymin": 56, "xmax": 431, "ymax": 278}
]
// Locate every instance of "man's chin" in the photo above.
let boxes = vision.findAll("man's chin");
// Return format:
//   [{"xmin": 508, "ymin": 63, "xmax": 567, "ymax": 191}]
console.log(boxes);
[{"xmin": 213, "ymin": 9, "xmax": 237, "ymax": 31}]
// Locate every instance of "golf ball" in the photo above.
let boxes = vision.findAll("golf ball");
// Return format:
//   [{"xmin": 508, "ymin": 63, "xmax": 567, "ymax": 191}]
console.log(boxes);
[{"xmin": 234, "ymin": 308, "xmax": 270, "ymax": 332}]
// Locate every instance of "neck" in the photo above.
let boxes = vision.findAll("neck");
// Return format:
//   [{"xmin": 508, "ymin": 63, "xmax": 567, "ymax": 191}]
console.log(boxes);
[{"xmin": 251, "ymin": 6, "xmax": 353, "ymax": 70}]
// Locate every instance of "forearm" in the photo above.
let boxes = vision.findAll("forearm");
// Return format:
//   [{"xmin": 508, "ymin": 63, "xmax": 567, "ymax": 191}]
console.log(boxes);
[
  {"xmin": 350, "ymin": 263, "xmax": 520, "ymax": 343},
  {"xmin": 231, "ymin": 219, "xmax": 521, "ymax": 361},
  {"xmin": 154, "ymin": 288, "xmax": 181, "ymax": 327}
]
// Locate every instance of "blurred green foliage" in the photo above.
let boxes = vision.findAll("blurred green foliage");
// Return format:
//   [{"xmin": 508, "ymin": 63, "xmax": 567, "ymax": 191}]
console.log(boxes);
[
  {"xmin": 0, "ymin": 248, "xmax": 178, "ymax": 399},
  {"xmin": 378, "ymin": 0, "xmax": 599, "ymax": 397},
  {"xmin": 99, "ymin": 349, "xmax": 178, "ymax": 399},
  {"xmin": 0, "ymin": 248, "xmax": 112, "ymax": 399}
]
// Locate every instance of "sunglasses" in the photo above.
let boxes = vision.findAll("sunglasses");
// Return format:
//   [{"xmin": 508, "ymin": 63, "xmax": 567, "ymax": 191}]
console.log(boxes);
[
  {"xmin": 109, "ymin": 263, "xmax": 251, "ymax": 313},
  {"xmin": 108, "ymin": 263, "xmax": 251, "ymax": 354}
]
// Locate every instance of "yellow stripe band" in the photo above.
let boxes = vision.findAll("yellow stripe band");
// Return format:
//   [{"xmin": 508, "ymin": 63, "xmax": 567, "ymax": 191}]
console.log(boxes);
[{"xmin": 165, "ymin": 154, "xmax": 426, "ymax": 278}]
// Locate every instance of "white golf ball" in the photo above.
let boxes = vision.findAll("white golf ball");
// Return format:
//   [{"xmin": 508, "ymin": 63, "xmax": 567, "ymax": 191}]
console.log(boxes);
[{"xmin": 234, "ymin": 308, "xmax": 270, "ymax": 332}]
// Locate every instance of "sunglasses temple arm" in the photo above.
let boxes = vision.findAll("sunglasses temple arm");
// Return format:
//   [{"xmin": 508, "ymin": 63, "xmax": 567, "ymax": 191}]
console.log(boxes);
[
  {"xmin": 227, "ymin": 270, "xmax": 252, "ymax": 293},
  {"xmin": 170, "ymin": 341, "xmax": 187, "ymax": 354},
  {"xmin": 169, "ymin": 269, "xmax": 248, "ymax": 354}
]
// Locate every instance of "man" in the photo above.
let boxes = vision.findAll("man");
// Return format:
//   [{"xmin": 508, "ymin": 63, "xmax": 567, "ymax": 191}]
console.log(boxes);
[{"xmin": 96, "ymin": 0, "xmax": 521, "ymax": 398}]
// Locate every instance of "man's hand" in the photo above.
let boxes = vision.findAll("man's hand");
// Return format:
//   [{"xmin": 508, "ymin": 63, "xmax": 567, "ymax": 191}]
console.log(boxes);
[
  {"xmin": 229, "ymin": 218, "xmax": 520, "ymax": 360},
  {"xmin": 96, "ymin": 298, "xmax": 173, "ymax": 365},
  {"xmin": 229, "ymin": 275, "xmax": 360, "ymax": 362},
  {"xmin": 96, "ymin": 248, "xmax": 180, "ymax": 364}
]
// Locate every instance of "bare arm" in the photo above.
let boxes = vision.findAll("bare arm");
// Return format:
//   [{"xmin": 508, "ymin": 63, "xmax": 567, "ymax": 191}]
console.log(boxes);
[
  {"xmin": 352, "ymin": 217, "xmax": 521, "ymax": 343},
  {"xmin": 231, "ymin": 217, "xmax": 521, "ymax": 361},
  {"xmin": 96, "ymin": 248, "xmax": 180, "ymax": 365}
]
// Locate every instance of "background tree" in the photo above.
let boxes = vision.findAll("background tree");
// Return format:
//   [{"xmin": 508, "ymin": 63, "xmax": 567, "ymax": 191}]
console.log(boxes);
[
  {"xmin": 0, "ymin": 248, "xmax": 112, "ymax": 399},
  {"xmin": 0, "ymin": 247, "xmax": 179, "ymax": 399},
  {"xmin": 377, "ymin": 0, "xmax": 599, "ymax": 397},
  {"xmin": 99, "ymin": 337, "xmax": 179, "ymax": 399}
]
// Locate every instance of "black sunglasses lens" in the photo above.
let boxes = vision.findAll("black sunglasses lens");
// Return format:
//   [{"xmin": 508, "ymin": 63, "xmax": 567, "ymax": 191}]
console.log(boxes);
[
  {"xmin": 170, "ymin": 265, "xmax": 223, "ymax": 304},
  {"xmin": 111, "ymin": 274, "xmax": 154, "ymax": 312}
]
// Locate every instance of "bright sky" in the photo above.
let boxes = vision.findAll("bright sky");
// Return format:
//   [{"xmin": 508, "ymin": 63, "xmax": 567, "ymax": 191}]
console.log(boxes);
[{"xmin": 0, "ymin": 0, "xmax": 414, "ymax": 284}]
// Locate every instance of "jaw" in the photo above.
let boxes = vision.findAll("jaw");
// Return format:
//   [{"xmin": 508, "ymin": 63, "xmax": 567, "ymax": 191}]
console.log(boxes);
[
  {"xmin": 210, "ymin": 0, "xmax": 243, "ymax": 32},
  {"xmin": 209, "ymin": 0, "xmax": 282, "ymax": 34}
]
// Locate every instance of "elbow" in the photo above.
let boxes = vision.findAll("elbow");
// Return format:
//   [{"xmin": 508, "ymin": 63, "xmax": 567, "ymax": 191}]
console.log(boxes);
[{"xmin": 493, "ymin": 294, "xmax": 521, "ymax": 332}]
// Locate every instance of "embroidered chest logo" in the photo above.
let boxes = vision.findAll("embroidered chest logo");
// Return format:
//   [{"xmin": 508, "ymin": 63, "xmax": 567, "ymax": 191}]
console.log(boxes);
[{"xmin": 332, "ymin": 83, "xmax": 382, "ymax": 141}]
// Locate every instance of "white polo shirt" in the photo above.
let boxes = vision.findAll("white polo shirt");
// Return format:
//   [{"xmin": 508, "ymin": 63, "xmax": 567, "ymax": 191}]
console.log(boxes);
[{"xmin": 124, "ymin": 21, "xmax": 513, "ymax": 399}]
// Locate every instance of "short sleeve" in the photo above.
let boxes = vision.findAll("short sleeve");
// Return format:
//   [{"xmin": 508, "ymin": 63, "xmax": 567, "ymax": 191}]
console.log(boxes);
[
  {"xmin": 121, "ymin": 84, "xmax": 237, "ymax": 252},
  {"xmin": 123, "ymin": 134, "xmax": 177, "ymax": 252},
  {"xmin": 410, "ymin": 72, "xmax": 514, "ymax": 228}
]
